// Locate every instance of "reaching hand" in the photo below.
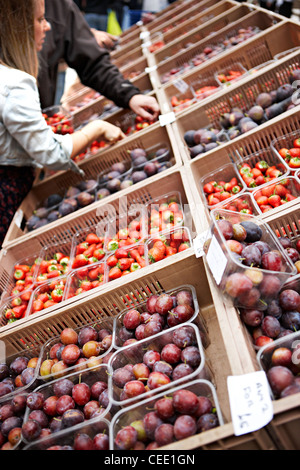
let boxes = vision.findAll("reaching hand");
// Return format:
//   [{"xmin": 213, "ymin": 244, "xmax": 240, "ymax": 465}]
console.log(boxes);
[
  {"xmin": 98, "ymin": 120, "xmax": 126, "ymax": 142},
  {"xmin": 129, "ymin": 94, "xmax": 160, "ymax": 122},
  {"xmin": 91, "ymin": 29, "xmax": 119, "ymax": 50}
]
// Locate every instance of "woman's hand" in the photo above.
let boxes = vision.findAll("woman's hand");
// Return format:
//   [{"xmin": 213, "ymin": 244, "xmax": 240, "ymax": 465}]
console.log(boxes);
[
  {"xmin": 98, "ymin": 120, "xmax": 126, "ymax": 142},
  {"xmin": 129, "ymin": 94, "xmax": 160, "ymax": 121}
]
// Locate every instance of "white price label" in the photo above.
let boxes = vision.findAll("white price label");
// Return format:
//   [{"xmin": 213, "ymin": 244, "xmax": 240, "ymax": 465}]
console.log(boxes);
[
  {"xmin": 173, "ymin": 79, "xmax": 189, "ymax": 94},
  {"xmin": 206, "ymin": 235, "xmax": 227, "ymax": 285},
  {"xmin": 193, "ymin": 230, "xmax": 209, "ymax": 258},
  {"xmin": 140, "ymin": 31, "xmax": 150, "ymax": 40},
  {"xmin": 145, "ymin": 66, "xmax": 157, "ymax": 74},
  {"xmin": 227, "ymin": 371, "xmax": 273, "ymax": 436},
  {"xmin": 159, "ymin": 112, "xmax": 176, "ymax": 127}
]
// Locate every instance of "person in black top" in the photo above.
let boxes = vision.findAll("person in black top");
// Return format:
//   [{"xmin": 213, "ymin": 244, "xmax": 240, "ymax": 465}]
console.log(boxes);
[{"xmin": 38, "ymin": 0, "xmax": 159, "ymax": 121}]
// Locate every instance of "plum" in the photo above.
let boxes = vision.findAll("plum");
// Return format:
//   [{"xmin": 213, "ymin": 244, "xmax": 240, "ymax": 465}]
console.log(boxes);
[
  {"xmin": 106, "ymin": 178, "xmax": 121, "ymax": 193},
  {"xmin": 240, "ymin": 221, "xmax": 262, "ymax": 243},
  {"xmin": 256, "ymin": 92, "xmax": 273, "ymax": 109},
  {"xmin": 131, "ymin": 171, "xmax": 147, "ymax": 184},
  {"xmin": 267, "ymin": 365, "xmax": 294, "ymax": 397},
  {"xmin": 247, "ymin": 105, "xmax": 264, "ymax": 122},
  {"xmin": 58, "ymin": 201, "xmax": 76, "ymax": 216},
  {"xmin": 276, "ymin": 83, "xmax": 294, "ymax": 102},
  {"xmin": 183, "ymin": 130, "xmax": 196, "ymax": 146}
]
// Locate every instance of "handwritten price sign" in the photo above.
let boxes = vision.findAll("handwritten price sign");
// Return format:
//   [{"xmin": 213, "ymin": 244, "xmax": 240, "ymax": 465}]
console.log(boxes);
[{"xmin": 227, "ymin": 371, "xmax": 273, "ymax": 436}]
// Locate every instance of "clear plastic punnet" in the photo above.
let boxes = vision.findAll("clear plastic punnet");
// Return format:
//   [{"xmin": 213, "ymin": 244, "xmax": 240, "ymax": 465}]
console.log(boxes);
[
  {"xmin": 199, "ymin": 161, "xmax": 247, "ymax": 212},
  {"xmin": 23, "ymin": 417, "xmax": 110, "ymax": 450},
  {"xmin": 113, "ymin": 284, "xmax": 209, "ymax": 350},
  {"xmin": 204, "ymin": 208, "xmax": 297, "ymax": 311},
  {"xmin": 22, "ymin": 363, "xmax": 115, "ymax": 444},
  {"xmin": 110, "ymin": 378, "xmax": 224, "ymax": 450},
  {"xmin": 256, "ymin": 330, "xmax": 300, "ymax": 400},
  {"xmin": 107, "ymin": 322, "xmax": 210, "ymax": 408},
  {"xmin": 37, "ymin": 318, "xmax": 114, "ymax": 382}
]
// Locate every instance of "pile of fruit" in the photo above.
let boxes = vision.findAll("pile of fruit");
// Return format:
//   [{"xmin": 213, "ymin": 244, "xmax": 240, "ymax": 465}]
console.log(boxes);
[
  {"xmin": 253, "ymin": 178, "xmax": 298, "ymax": 213},
  {"xmin": 115, "ymin": 288, "xmax": 198, "ymax": 347},
  {"xmin": 42, "ymin": 110, "xmax": 74, "ymax": 135},
  {"xmin": 38, "ymin": 326, "xmax": 113, "ymax": 381},
  {"xmin": 263, "ymin": 343, "xmax": 300, "ymax": 399},
  {"xmin": 20, "ymin": 370, "xmax": 111, "ymax": 444},
  {"xmin": 26, "ymin": 144, "xmax": 175, "ymax": 233},
  {"xmin": 210, "ymin": 216, "xmax": 295, "ymax": 312},
  {"xmin": 237, "ymin": 158, "xmax": 287, "ymax": 189},
  {"xmin": 217, "ymin": 194, "xmax": 256, "ymax": 215},
  {"xmin": 29, "ymin": 277, "xmax": 68, "ymax": 315},
  {"xmin": 202, "ymin": 175, "xmax": 243, "ymax": 207},
  {"xmin": 0, "ymin": 355, "xmax": 39, "ymax": 399},
  {"xmin": 26, "ymin": 179, "xmax": 98, "ymax": 232},
  {"xmin": 147, "ymin": 228, "xmax": 191, "ymax": 263},
  {"xmin": 113, "ymin": 386, "xmax": 219, "ymax": 450},
  {"xmin": 276, "ymin": 136, "xmax": 300, "ymax": 170},
  {"xmin": 278, "ymin": 235, "xmax": 300, "ymax": 273},
  {"xmin": 111, "ymin": 325, "xmax": 203, "ymax": 404},
  {"xmin": 160, "ymin": 26, "xmax": 261, "ymax": 84},
  {"xmin": 184, "ymin": 77, "xmax": 300, "ymax": 159},
  {"xmin": 216, "ymin": 68, "xmax": 245, "ymax": 84}
]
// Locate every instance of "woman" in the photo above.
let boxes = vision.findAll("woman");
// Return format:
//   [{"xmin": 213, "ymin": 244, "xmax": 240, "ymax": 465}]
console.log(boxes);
[{"xmin": 0, "ymin": 0, "xmax": 125, "ymax": 247}]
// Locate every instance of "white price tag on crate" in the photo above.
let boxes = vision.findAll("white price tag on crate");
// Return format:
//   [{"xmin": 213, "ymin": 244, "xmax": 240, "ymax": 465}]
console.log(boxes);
[
  {"xmin": 205, "ymin": 235, "xmax": 227, "ymax": 285},
  {"xmin": 193, "ymin": 230, "xmax": 209, "ymax": 258},
  {"xmin": 227, "ymin": 371, "xmax": 273, "ymax": 436},
  {"xmin": 159, "ymin": 112, "xmax": 176, "ymax": 127},
  {"xmin": 173, "ymin": 78, "xmax": 189, "ymax": 94},
  {"xmin": 140, "ymin": 31, "xmax": 150, "ymax": 40},
  {"xmin": 145, "ymin": 66, "xmax": 157, "ymax": 74}
]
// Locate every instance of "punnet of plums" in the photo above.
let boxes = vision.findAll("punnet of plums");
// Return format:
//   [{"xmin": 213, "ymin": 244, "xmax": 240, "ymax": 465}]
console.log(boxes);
[
  {"xmin": 114, "ymin": 286, "xmax": 208, "ymax": 349},
  {"xmin": 206, "ymin": 212, "xmax": 296, "ymax": 313},
  {"xmin": 112, "ymin": 382, "xmax": 221, "ymax": 450},
  {"xmin": 20, "ymin": 363, "xmax": 112, "ymax": 445},
  {"xmin": 257, "ymin": 332, "xmax": 300, "ymax": 400},
  {"xmin": 38, "ymin": 325, "xmax": 114, "ymax": 382},
  {"xmin": 109, "ymin": 324, "xmax": 208, "ymax": 407}
]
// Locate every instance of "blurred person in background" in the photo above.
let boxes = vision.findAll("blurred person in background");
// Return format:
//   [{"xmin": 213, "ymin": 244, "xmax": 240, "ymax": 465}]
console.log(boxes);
[{"xmin": 39, "ymin": 0, "xmax": 160, "ymax": 119}]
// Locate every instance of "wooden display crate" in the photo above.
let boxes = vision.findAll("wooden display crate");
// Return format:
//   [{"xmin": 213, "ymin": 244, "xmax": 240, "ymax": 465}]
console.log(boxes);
[
  {"xmin": 112, "ymin": 44, "xmax": 146, "ymax": 71},
  {"xmin": 144, "ymin": 0, "xmax": 223, "ymax": 34},
  {"xmin": 147, "ymin": 0, "xmax": 237, "ymax": 44},
  {"xmin": 171, "ymin": 47, "xmax": 300, "ymax": 165},
  {"xmin": 160, "ymin": 20, "xmax": 300, "ymax": 115},
  {"xmin": 0, "ymin": 249, "xmax": 278, "ymax": 450},
  {"xmin": 149, "ymin": 8, "xmax": 283, "ymax": 87},
  {"xmin": 184, "ymin": 108, "xmax": 300, "ymax": 233},
  {"xmin": 0, "ymin": 165, "xmax": 194, "ymax": 301},
  {"xmin": 2, "ymin": 123, "xmax": 184, "ymax": 250},
  {"xmin": 63, "ymin": 71, "xmax": 154, "ymax": 129},
  {"xmin": 203, "ymin": 201, "xmax": 300, "ymax": 450},
  {"xmin": 150, "ymin": 2, "xmax": 253, "ymax": 66}
]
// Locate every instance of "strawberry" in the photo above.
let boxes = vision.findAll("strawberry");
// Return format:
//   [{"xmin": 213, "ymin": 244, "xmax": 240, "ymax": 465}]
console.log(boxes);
[
  {"xmin": 268, "ymin": 194, "xmax": 281, "ymax": 207},
  {"xmin": 255, "ymin": 195, "xmax": 268, "ymax": 206},
  {"xmin": 106, "ymin": 255, "xmax": 118, "ymax": 267},
  {"xmin": 108, "ymin": 266, "xmax": 122, "ymax": 280},
  {"xmin": 85, "ymin": 233, "xmax": 101, "ymax": 245},
  {"xmin": 117, "ymin": 258, "xmax": 133, "ymax": 271},
  {"xmin": 148, "ymin": 244, "xmax": 166, "ymax": 263},
  {"xmin": 279, "ymin": 148, "xmax": 289, "ymax": 159}
]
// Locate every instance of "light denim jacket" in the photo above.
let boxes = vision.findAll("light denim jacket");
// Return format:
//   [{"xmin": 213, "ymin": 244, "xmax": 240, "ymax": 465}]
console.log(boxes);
[{"xmin": 0, "ymin": 64, "xmax": 80, "ymax": 173}]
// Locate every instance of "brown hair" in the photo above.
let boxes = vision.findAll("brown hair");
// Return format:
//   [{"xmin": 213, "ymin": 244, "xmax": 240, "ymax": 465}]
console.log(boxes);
[{"xmin": 0, "ymin": 0, "xmax": 38, "ymax": 78}]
